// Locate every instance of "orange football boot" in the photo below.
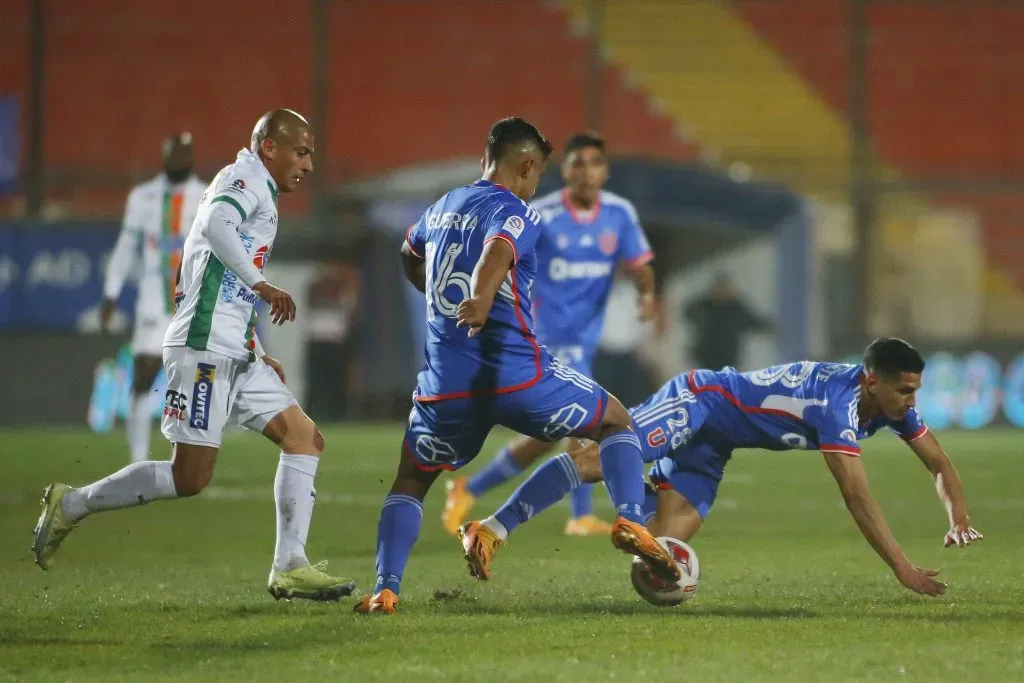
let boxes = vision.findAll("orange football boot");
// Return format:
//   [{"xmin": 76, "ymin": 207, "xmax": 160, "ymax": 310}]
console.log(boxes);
[
  {"xmin": 442, "ymin": 477, "xmax": 476, "ymax": 536},
  {"xmin": 611, "ymin": 517, "xmax": 681, "ymax": 582},
  {"xmin": 352, "ymin": 589, "xmax": 399, "ymax": 614},
  {"xmin": 458, "ymin": 521, "xmax": 504, "ymax": 581},
  {"xmin": 564, "ymin": 514, "xmax": 614, "ymax": 536}
]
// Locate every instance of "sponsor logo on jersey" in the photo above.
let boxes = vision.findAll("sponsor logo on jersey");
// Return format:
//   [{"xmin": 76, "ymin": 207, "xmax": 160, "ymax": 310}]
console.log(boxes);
[
  {"xmin": 189, "ymin": 363, "xmax": 216, "ymax": 430},
  {"xmin": 414, "ymin": 435, "xmax": 459, "ymax": 465},
  {"xmin": 502, "ymin": 215, "xmax": 525, "ymax": 239},
  {"xmin": 548, "ymin": 257, "xmax": 614, "ymax": 281},
  {"xmin": 543, "ymin": 402, "xmax": 590, "ymax": 440},
  {"xmin": 236, "ymin": 287, "xmax": 258, "ymax": 305},
  {"xmin": 252, "ymin": 245, "xmax": 270, "ymax": 271},
  {"xmin": 220, "ymin": 270, "xmax": 238, "ymax": 303},
  {"xmin": 239, "ymin": 231, "xmax": 255, "ymax": 253},
  {"xmin": 599, "ymin": 229, "xmax": 618, "ymax": 256},
  {"xmin": 232, "ymin": 179, "xmax": 246, "ymax": 190},
  {"xmin": 163, "ymin": 389, "xmax": 188, "ymax": 421}
]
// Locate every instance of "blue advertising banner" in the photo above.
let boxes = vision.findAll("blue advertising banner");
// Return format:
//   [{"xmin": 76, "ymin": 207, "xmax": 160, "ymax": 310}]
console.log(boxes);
[
  {"xmin": 814, "ymin": 350, "xmax": 1024, "ymax": 430},
  {"xmin": 0, "ymin": 95, "xmax": 17, "ymax": 196},
  {"xmin": 0, "ymin": 223, "xmax": 135, "ymax": 330}
]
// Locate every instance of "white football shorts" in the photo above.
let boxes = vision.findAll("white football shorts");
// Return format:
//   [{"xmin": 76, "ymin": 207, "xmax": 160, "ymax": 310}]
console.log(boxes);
[
  {"xmin": 160, "ymin": 346, "xmax": 297, "ymax": 448},
  {"xmin": 131, "ymin": 314, "xmax": 172, "ymax": 356}
]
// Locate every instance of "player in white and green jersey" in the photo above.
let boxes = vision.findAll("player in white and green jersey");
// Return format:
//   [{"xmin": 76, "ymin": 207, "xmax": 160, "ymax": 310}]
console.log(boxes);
[
  {"xmin": 100, "ymin": 134, "xmax": 206, "ymax": 464},
  {"xmin": 33, "ymin": 110, "xmax": 355, "ymax": 602}
]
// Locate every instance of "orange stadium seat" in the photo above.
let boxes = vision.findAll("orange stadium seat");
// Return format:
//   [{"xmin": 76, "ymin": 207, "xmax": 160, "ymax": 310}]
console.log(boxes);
[{"xmin": 5, "ymin": 0, "xmax": 696, "ymax": 217}]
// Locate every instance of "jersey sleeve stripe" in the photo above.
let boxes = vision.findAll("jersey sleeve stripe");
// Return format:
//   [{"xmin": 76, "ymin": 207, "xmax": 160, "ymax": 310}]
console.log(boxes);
[
  {"xmin": 404, "ymin": 225, "xmax": 424, "ymax": 259},
  {"xmin": 211, "ymin": 195, "xmax": 247, "ymax": 221},
  {"xmin": 820, "ymin": 444, "xmax": 862, "ymax": 456},
  {"xmin": 902, "ymin": 425, "xmax": 929, "ymax": 442},
  {"xmin": 485, "ymin": 233, "xmax": 519, "ymax": 264},
  {"xmin": 624, "ymin": 250, "xmax": 654, "ymax": 269}
]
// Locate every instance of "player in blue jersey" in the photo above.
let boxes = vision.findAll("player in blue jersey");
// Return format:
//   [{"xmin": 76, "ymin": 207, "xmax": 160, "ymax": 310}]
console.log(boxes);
[
  {"xmin": 353, "ymin": 118, "xmax": 680, "ymax": 614},
  {"xmin": 442, "ymin": 132, "xmax": 657, "ymax": 538},
  {"xmin": 461, "ymin": 338, "xmax": 982, "ymax": 597}
]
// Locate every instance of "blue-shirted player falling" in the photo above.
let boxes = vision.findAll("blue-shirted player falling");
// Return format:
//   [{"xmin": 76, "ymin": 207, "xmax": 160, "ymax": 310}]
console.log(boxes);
[
  {"xmin": 462, "ymin": 339, "xmax": 983, "ymax": 596},
  {"xmin": 443, "ymin": 132, "xmax": 657, "ymax": 538},
  {"xmin": 353, "ymin": 118, "xmax": 680, "ymax": 614}
]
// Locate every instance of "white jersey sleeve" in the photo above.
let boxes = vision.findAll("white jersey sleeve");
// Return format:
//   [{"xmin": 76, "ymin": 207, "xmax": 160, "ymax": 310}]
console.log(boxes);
[
  {"xmin": 103, "ymin": 188, "xmax": 144, "ymax": 300},
  {"xmin": 199, "ymin": 200, "xmax": 265, "ymax": 289}
]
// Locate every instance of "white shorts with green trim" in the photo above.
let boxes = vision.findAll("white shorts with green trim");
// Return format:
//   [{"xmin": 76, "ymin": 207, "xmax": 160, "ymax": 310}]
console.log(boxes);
[{"xmin": 160, "ymin": 346, "xmax": 297, "ymax": 448}]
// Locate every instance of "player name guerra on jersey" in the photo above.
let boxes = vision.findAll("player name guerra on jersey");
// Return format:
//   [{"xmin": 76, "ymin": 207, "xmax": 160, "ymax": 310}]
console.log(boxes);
[
  {"xmin": 632, "ymin": 362, "xmax": 929, "ymax": 460},
  {"xmin": 406, "ymin": 180, "xmax": 549, "ymax": 398},
  {"xmin": 164, "ymin": 149, "xmax": 279, "ymax": 361}
]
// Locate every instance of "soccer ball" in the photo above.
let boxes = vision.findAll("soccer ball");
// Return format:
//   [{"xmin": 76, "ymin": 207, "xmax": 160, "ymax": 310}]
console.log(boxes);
[{"xmin": 629, "ymin": 536, "xmax": 700, "ymax": 607}]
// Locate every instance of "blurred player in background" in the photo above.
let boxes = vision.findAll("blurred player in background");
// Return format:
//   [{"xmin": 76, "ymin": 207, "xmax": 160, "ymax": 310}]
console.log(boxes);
[
  {"xmin": 100, "ymin": 134, "xmax": 206, "ymax": 463},
  {"xmin": 442, "ymin": 132, "xmax": 656, "ymax": 538},
  {"xmin": 354, "ymin": 118, "xmax": 678, "ymax": 614},
  {"xmin": 34, "ymin": 110, "xmax": 356, "ymax": 602},
  {"xmin": 463, "ymin": 338, "xmax": 982, "ymax": 597}
]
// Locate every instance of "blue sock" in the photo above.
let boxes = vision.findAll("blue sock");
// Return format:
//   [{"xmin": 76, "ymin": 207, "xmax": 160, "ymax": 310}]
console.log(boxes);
[
  {"xmin": 569, "ymin": 482, "xmax": 594, "ymax": 519},
  {"xmin": 494, "ymin": 453, "xmax": 580, "ymax": 536},
  {"xmin": 467, "ymin": 447, "xmax": 523, "ymax": 498},
  {"xmin": 373, "ymin": 493, "xmax": 423, "ymax": 595},
  {"xmin": 599, "ymin": 430, "xmax": 646, "ymax": 524}
]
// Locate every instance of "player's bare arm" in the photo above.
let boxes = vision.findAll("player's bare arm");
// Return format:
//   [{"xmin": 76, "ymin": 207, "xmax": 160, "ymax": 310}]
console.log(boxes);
[
  {"xmin": 400, "ymin": 240, "xmax": 426, "ymax": 292},
  {"xmin": 907, "ymin": 431, "xmax": 983, "ymax": 547},
  {"xmin": 822, "ymin": 450, "xmax": 946, "ymax": 597},
  {"xmin": 457, "ymin": 237, "xmax": 515, "ymax": 337},
  {"xmin": 628, "ymin": 262, "xmax": 657, "ymax": 321},
  {"xmin": 100, "ymin": 214, "xmax": 140, "ymax": 331}
]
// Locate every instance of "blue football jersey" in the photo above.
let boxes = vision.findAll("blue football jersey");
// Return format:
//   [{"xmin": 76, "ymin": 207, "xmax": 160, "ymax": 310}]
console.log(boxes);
[
  {"xmin": 530, "ymin": 189, "xmax": 653, "ymax": 356},
  {"xmin": 406, "ymin": 180, "xmax": 546, "ymax": 400},
  {"xmin": 632, "ymin": 362, "xmax": 929, "ymax": 461}
]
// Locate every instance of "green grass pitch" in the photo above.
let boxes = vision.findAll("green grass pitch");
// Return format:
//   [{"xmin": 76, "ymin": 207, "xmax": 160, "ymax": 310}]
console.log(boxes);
[{"xmin": 1, "ymin": 425, "xmax": 1022, "ymax": 681}]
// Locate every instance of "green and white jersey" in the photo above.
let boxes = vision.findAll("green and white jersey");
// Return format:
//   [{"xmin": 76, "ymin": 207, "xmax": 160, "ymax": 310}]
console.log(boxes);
[
  {"xmin": 164, "ymin": 148, "xmax": 280, "ymax": 361},
  {"xmin": 103, "ymin": 174, "xmax": 206, "ymax": 320}
]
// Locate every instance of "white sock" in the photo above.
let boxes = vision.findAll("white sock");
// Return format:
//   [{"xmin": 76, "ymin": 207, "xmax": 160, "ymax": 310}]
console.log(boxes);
[
  {"xmin": 273, "ymin": 453, "xmax": 319, "ymax": 572},
  {"xmin": 482, "ymin": 516, "xmax": 509, "ymax": 541},
  {"xmin": 127, "ymin": 393, "xmax": 153, "ymax": 463},
  {"xmin": 61, "ymin": 461, "xmax": 178, "ymax": 522}
]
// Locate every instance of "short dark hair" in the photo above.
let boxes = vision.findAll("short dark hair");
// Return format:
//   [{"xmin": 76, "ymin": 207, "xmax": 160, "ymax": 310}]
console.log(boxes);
[
  {"xmin": 486, "ymin": 117, "xmax": 552, "ymax": 163},
  {"xmin": 863, "ymin": 337, "xmax": 925, "ymax": 378},
  {"xmin": 564, "ymin": 131, "xmax": 606, "ymax": 156}
]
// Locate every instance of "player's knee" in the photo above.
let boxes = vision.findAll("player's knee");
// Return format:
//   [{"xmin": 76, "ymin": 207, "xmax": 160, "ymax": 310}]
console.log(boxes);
[
  {"xmin": 311, "ymin": 424, "xmax": 325, "ymax": 454},
  {"xmin": 598, "ymin": 396, "xmax": 633, "ymax": 433},
  {"xmin": 266, "ymin": 407, "xmax": 322, "ymax": 455},
  {"xmin": 391, "ymin": 452, "xmax": 439, "ymax": 500},
  {"xmin": 172, "ymin": 463, "xmax": 213, "ymax": 497}
]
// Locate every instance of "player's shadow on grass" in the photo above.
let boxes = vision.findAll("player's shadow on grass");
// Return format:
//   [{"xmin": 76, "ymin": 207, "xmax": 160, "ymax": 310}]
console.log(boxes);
[
  {"xmin": 430, "ymin": 600, "xmax": 817, "ymax": 619},
  {"xmin": 152, "ymin": 638, "xmax": 304, "ymax": 654}
]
